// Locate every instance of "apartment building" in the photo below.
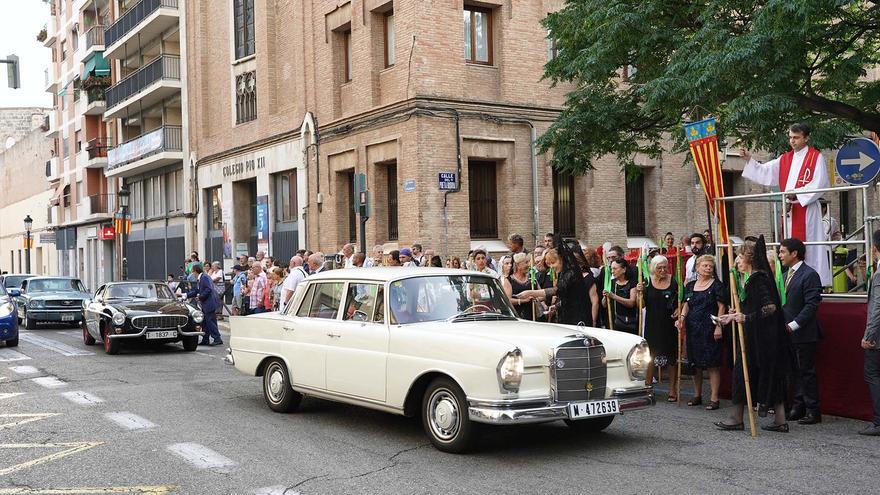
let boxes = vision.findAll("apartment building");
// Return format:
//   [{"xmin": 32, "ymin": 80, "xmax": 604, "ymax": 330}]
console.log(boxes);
[
  {"xmin": 98, "ymin": 0, "xmax": 192, "ymax": 280},
  {"xmin": 41, "ymin": 0, "xmax": 117, "ymax": 289}
]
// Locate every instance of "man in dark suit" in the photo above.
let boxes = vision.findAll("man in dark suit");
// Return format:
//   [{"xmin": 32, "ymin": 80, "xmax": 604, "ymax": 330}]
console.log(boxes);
[
  {"xmin": 860, "ymin": 229, "xmax": 880, "ymax": 436},
  {"xmin": 779, "ymin": 237, "xmax": 823, "ymax": 424},
  {"xmin": 186, "ymin": 263, "xmax": 222, "ymax": 346}
]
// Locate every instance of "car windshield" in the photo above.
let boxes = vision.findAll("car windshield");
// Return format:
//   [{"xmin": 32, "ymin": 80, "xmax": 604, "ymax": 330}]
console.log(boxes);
[
  {"xmin": 105, "ymin": 283, "xmax": 174, "ymax": 301},
  {"xmin": 388, "ymin": 275, "xmax": 515, "ymax": 324},
  {"xmin": 3, "ymin": 276, "xmax": 30, "ymax": 289},
  {"xmin": 28, "ymin": 279, "xmax": 87, "ymax": 293}
]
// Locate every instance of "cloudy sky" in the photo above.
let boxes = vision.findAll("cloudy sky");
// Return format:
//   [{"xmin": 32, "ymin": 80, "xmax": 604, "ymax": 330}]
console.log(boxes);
[{"xmin": 0, "ymin": 1, "xmax": 53, "ymax": 108}]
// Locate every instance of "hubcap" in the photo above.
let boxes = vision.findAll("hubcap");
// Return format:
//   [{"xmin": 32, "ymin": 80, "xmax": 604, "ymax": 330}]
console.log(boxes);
[
  {"xmin": 266, "ymin": 366, "xmax": 285, "ymax": 402},
  {"xmin": 428, "ymin": 389, "xmax": 460, "ymax": 441}
]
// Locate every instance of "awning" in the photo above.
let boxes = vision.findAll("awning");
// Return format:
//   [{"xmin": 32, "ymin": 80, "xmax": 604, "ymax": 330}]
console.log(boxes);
[
  {"xmin": 83, "ymin": 53, "xmax": 110, "ymax": 79},
  {"xmin": 48, "ymin": 181, "xmax": 64, "ymax": 206}
]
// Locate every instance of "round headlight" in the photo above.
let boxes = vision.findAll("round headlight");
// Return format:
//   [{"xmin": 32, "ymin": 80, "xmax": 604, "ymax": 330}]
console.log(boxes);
[
  {"xmin": 192, "ymin": 310, "xmax": 204, "ymax": 324},
  {"xmin": 28, "ymin": 300, "xmax": 43, "ymax": 309},
  {"xmin": 0, "ymin": 302, "xmax": 14, "ymax": 317},
  {"xmin": 497, "ymin": 348, "xmax": 524, "ymax": 392},
  {"xmin": 111, "ymin": 312, "xmax": 126, "ymax": 326},
  {"xmin": 627, "ymin": 341, "xmax": 652, "ymax": 381}
]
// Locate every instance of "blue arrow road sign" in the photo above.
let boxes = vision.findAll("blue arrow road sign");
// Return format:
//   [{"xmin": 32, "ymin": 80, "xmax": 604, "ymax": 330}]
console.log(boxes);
[{"xmin": 835, "ymin": 137, "xmax": 880, "ymax": 185}]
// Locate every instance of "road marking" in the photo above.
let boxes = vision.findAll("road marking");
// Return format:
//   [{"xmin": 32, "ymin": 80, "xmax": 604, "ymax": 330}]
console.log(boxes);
[
  {"xmin": 0, "ymin": 348, "xmax": 31, "ymax": 362},
  {"xmin": 104, "ymin": 412, "xmax": 157, "ymax": 430},
  {"xmin": 9, "ymin": 365, "xmax": 40, "ymax": 374},
  {"xmin": 19, "ymin": 334, "xmax": 93, "ymax": 357},
  {"xmin": 0, "ymin": 487, "xmax": 178, "ymax": 494},
  {"xmin": 0, "ymin": 392, "xmax": 25, "ymax": 401},
  {"xmin": 0, "ymin": 413, "xmax": 62, "ymax": 431},
  {"xmin": 194, "ymin": 351, "xmax": 216, "ymax": 358},
  {"xmin": 253, "ymin": 486, "xmax": 300, "ymax": 495},
  {"xmin": 0, "ymin": 442, "xmax": 104, "ymax": 476},
  {"xmin": 31, "ymin": 376, "xmax": 67, "ymax": 389},
  {"xmin": 61, "ymin": 391, "xmax": 105, "ymax": 406},
  {"xmin": 166, "ymin": 443, "xmax": 236, "ymax": 470}
]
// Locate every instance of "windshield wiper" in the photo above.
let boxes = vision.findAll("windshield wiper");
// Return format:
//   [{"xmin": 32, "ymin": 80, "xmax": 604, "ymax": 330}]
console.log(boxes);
[{"xmin": 447, "ymin": 310, "xmax": 516, "ymax": 322}]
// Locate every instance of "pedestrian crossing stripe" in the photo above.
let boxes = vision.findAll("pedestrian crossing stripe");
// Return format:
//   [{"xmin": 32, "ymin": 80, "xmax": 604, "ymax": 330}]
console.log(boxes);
[
  {"xmin": 0, "ymin": 442, "xmax": 104, "ymax": 476},
  {"xmin": 0, "ymin": 487, "xmax": 178, "ymax": 494},
  {"xmin": 0, "ymin": 392, "xmax": 24, "ymax": 401},
  {"xmin": 0, "ymin": 413, "xmax": 62, "ymax": 430}
]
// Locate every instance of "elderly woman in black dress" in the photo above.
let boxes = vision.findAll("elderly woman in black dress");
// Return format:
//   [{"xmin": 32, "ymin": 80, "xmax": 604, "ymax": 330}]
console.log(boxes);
[
  {"xmin": 716, "ymin": 236, "xmax": 794, "ymax": 432},
  {"xmin": 640, "ymin": 255, "xmax": 679, "ymax": 398},
  {"xmin": 515, "ymin": 239, "xmax": 591, "ymax": 326}
]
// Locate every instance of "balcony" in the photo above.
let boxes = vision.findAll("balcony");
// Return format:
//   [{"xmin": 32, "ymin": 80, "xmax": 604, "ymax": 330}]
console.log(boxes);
[
  {"xmin": 81, "ymin": 194, "xmax": 114, "ymax": 218},
  {"xmin": 106, "ymin": 125, "xmax": 183, "ymax": 177},
  {"xmin": 104, "ymin": 55, "xmax": 181, "ymax": 119},
  {"xmin": 43, "ymin": 21, "xmax": 56, "ymax": 48},
  {"xmin": 46, "ymin": 157, "xmax": 60, "ymax": 182},
  {"xmin": 84, "ymin": 86, "xmax": 107, "ymax": 115},
  {"xmin": 81, "ymin": 25, "xmax": 105, "ymax": 62},
  {"xmin": 104, "ymin": 0, "xmax": 180, "ymax": 61},
  {"xmin": 44, "ymin": 112, "xmax": 59, "ymax": 138},
  {"xmin": 85, "ymin": 137, "xmax": 113, "ymax": 168},
  {"xmin": 44, "ymin": 64, "xmax": 58, "ymax": 93}
]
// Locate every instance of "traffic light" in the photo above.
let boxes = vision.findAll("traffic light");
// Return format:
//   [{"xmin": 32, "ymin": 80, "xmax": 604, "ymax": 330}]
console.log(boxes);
[{"xmin": 3, "ymin": 54, "xmax": 20, "ymax": 89}]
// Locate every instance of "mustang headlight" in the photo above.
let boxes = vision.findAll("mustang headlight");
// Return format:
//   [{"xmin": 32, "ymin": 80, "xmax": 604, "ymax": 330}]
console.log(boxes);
[
  {"xmin": 192, "ymin": 310, "xmax": 204, "ymax": 324},
  {"xmin": 29, "ymin": 300, "xmax": 44, "ymax": 309},
  {"xmin": 497, "ymin": 348, "xmax": 524, "ymax": 393},
  {"xmin": 112, "ymin": 312, "xmax": 126, "ymax": 326},
  {"xmin": 627, "ymin": 341, "xmax": 652, "ymax": 381},
  {"xmin": 0, "ymin": 302, "xmax": 14, "ymax": 317}
]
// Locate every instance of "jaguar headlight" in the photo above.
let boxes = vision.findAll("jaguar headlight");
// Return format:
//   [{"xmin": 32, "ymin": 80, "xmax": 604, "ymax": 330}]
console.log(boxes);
[
  {"xmin": 112, "ymin": 312, "xmax": 126, "ymax": 326},
  {"xmin": 0, "ymin": 302, "xmax": 14, "ymax": 317},
  {"xmin": 29, "ymin": 300, "xmax": 43, "ymax": 309},
  {"xmin": 192, "ymin": 310, "xmax": 204, "ymax": 324},
  {"xmin": 627, "ymin": 341, "xmax": 652, "ymax": 381},
  {"xmin": 497, "ymin": 348, "xmax": 524, "ymax": 393}
]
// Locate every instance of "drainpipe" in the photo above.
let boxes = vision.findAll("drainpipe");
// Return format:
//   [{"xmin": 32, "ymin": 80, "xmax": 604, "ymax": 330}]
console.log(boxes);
[
  {"xmin": 443, "ymin": 110, "xmax": 462, "ymax": 258},
  {"xmin": 529, "ymin": 123, "xmax": 539, "ymax": 248}
]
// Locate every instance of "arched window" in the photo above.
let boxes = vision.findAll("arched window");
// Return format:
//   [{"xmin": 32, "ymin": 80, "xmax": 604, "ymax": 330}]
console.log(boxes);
[{"xmin": 62, "ymin": 185, "xmax": 71, "ymax": 207}]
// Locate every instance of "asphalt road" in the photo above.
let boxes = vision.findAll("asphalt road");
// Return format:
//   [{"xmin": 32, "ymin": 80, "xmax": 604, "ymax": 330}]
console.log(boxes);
[{"xmin": 1, "ymin": 322, "xmax": 876, "ymax": 495}]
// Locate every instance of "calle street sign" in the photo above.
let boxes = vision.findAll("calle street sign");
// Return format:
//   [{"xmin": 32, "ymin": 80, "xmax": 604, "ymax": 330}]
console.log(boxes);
[{"xmin": 835, "ymin": 137, "xmax": 880, "ymax": 185}]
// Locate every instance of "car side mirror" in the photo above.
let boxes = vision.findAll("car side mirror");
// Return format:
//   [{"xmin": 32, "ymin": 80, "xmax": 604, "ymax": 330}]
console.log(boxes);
[{"xmin": 7, "ymin": 289, "xmax": 20, "ymax": 298}]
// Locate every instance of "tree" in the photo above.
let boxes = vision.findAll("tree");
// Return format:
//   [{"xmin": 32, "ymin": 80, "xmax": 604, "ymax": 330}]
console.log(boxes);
[{"xmin": 539, "ymin": 0, "xmax": 880, "ymax": 175}]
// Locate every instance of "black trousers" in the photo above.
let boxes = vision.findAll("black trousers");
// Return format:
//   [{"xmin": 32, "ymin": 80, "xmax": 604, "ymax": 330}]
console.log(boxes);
[
  {"xmin": 791, "ymin": 342, "xmax": 821, "ymax": 414},
  {"xmin": 865, "ymin": 348, "xmax": 880, "ymax": 426}
]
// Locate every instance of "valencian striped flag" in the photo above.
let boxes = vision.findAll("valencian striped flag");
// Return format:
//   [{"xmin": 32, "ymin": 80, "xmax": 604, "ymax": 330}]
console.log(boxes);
[
  {"xmin": 113, "ymin": 212, "xmax": 131, "ymax": 236},
  {"xmin": 684, "ymin": 118, "xmax": 729, "ymax": 244}
]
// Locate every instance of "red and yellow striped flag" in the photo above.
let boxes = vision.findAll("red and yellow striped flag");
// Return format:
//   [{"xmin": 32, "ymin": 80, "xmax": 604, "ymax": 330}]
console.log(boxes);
[{"xmin": 684, "ymin": 118, "xmax": 729, "ymax": 244}]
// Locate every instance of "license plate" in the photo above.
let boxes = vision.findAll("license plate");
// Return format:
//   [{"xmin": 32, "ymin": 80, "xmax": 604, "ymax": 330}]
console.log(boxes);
[
  {"xmin": 568, "ymin": 399, "xmax": 620, "ymax": 419},
  {"xmin": 61, "ymin": 314, "xmax": 76, "ymax": 322},
  {"xmin": 145, "ymin": 330, "xmax": 177, "ymax": 339}
]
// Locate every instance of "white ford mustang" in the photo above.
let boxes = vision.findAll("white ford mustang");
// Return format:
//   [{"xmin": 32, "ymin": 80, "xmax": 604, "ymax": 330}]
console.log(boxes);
[{"xmin": 225, "ymin": 267, "xmax": 654, "ymax": 453}]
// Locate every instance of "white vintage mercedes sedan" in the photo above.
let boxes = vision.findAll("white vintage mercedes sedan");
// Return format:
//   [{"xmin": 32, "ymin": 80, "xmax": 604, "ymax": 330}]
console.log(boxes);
[{"xmin": 225, "ymin": 267, "xmax": 654, "ymax": 453}]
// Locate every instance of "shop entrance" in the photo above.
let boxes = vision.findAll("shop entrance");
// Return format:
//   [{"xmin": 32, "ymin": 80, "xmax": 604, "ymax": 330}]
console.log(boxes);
[{"xmin": 233, "ymin": 179, "xmax": 258, "ymax": 256}]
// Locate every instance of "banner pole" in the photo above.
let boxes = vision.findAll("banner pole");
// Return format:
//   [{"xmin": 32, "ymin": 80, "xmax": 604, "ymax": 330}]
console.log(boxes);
[{"xmin": 728, "ymin": 242, "xmax": 757, "ymax": 437}]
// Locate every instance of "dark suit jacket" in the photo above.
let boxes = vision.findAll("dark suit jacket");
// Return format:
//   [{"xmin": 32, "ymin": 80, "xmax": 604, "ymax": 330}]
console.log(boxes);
[
  {"xmin": 186, "ymin": 273, "xmax": 218, "ymax": 313},
  {"xmin": 783, "ymin": 262, "xmax": 823, "ymax": 344}
]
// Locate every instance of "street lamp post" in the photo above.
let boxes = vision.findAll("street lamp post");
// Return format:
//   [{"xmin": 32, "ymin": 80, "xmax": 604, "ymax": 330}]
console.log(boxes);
[
  {"xmin": 118, "ymin": 186, "xmax": 130, "ymax": 281},
  {"xmin": 23, "ymin": 215, "xmax": 32, "ymax": 274}
]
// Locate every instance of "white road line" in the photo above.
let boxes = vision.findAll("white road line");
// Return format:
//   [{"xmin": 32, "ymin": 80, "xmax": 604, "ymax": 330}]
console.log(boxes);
[
  {"xmin": 31, "ymin": 376, "xmax": 67, "ymax": 389},
  {"xmin": 18, "ymin": 333, "xmax": 93, "ymax": 356},
  {"xmin": 253, "ymin": 486, "xmax": 300, "ymax": 495},
  {"xmin": 194, "ymin": 351, "xmax": 216, "ymax": 358},
  {"xmin": 166, "ymin": 443, "xmax": 236, "ymax": 470},
  {"xmin": 104, "ymin": 412, "xmax": 157, "ymax": 430},
  {"xmin": 0, "ymin": 348, "xmax": 31, "ymax": 362},
  {"xmin": 8, "ymin": 365, "xmax": 39, "ymax": 374},
  {"xmin": 61, "ymin": 390, "xmax": 105, "ymax": 406}
]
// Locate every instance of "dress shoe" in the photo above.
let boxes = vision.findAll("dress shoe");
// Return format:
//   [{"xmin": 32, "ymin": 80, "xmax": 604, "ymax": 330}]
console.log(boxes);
[
  {"xmin": 786, "ymin": 409, "xmax": 805, "ymax": 422},
  {"xmin": 199, "ymin": 340, "xmax": 210, "ymax": 346},
  {"xmin": 714, "ymin": 421, "xmax": 744, "ymax": 431},
  {"xmin": 798, "ymin": 413, "xmax": 822, "ymax": 425},
  {"xmin": 761, "ymin": 423, "xmax": 790, "ymax": 433},
  {"xmin": 858, "ymin": 424, "xmax": 880, "ymax": 436},
  {"xmin": 209, "ymin": 341, "xmax": 224, "ymax": 346}
]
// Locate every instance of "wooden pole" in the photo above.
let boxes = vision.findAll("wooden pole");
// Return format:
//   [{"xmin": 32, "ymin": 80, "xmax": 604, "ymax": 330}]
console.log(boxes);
[
  {"xmin": 529, "ymin": 254, "xmax": 536, "ymax": 321},
  {"xmin": 638, "ymin": 249, "xmax": 644, "ymax": 338},
  {"xmin": 676, "ymin": 245, "xmax": 683, "ymax": 406},
  {"xmin": 728, "ymin": 242, "xmax": 757, "ymax": 437}
]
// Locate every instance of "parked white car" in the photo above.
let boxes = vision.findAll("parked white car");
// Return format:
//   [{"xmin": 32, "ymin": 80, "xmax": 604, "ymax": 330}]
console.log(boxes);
[{"xmin": 225, "ymin": 267, "xmax": 654, "ymax": 453}]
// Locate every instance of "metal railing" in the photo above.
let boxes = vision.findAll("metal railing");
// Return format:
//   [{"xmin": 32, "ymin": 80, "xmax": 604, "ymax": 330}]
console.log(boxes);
[
  {"xmin": 107, "ymin": 125, "xmax": 182, "ymax": 170},
  {"xmin": 104, "ymin": 0, "xmax": 179, "ymax": 48},
  {"xmin": 85, "ymin": 25, "xmax": 104, "ymax": 48},
  {"xmin": 86, "ymin": 137, "xmax": 114, "ymax": 159},
  {"xmin": 106, "ymin": 55, "xmax": 180, "ymax": 109}
]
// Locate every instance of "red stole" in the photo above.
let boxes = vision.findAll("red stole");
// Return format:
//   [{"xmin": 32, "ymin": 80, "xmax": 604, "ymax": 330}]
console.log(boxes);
[{"xmin": 779, "ymin": 147, "xmax": 820, "ymax": 240}]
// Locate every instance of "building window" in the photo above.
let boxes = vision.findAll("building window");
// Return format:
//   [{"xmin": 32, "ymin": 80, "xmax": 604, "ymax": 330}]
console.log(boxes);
[
  {"xmin": 547, "ymin": 29, "xmax": 560, "ymax": 61},
  {"xmin": 552, "ymin": 170, "xmax": 575, "ymax": 237},
  {"xmin": 274, "ymin": 171, "xmax": 297, "ymax": 222},
  {"xmin": 347, "ymin": 171, "xmax": 356, "ymax": 244},
  {"xmin": 166, "ymin": 169, "xmax": 184, "ymax": 213},
  {"xmin": 76, "ymin": 180, "xmax": 83, "ymax": 204},
  {"xmin": 383, "ymin": 11, "xmax": 395, "ymax": 67},
  {"xmin": 468, "ymin": 160, "xmax": 498, "ymax": 238},
  {"xmin": 130, "ymin": 180, "xmax": 144, "ymax": 220},
  {"xmin": 144, "ymin": 175, "xmax": 164, "ymax": 218},
  {"xmin": 233, "ymin": 0, "xmax": 255, "ymax": 60},
  {"xmin": 208, "ymin": 187, "xmax": 223, "ymax": 231},
  {"xmin": 625, "ymin": 173, "xmax": 646, "ymax": 236},
  {"xmin": 386, "ymin": 162, "xmax": 398, "ymax": 241},
  {"xmin": 343, "ymin": 28, "xmax": 353, "ymax": 82},
  {"xmin": 62, "ymin": 184, "xmax": 71, "ymax": 207},
  {"xmin": 235, "ymin": 70, "xmax": 257, "ymax": 124},
  {"xmin": 463, "ymin": 6, "xmax": 492, "ymax": 64},
  {"xmin": 60, "ymin": 40, "xmax": 66, "ymax": 60},
  {"xmin": 71, "ymin": 28, "xmax": 78, "ymax": 50},
  {"xmin": 722, "ymin": 171, "xmax": 736, "ymax": 234}
]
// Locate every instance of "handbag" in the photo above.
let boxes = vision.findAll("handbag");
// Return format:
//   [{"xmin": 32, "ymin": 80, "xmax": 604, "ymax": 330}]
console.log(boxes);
[{"xmin": 613, "ymin": 314, "xmax": 637, "ymax": 333}]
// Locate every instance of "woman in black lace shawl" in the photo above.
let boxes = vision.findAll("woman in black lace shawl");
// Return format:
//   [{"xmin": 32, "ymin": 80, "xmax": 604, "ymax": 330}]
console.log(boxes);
[
  {"xmin": 514, "ymin": 236, "xmax": 591, "ymax": 326},
  {"xmin": 716, "ymin": 236, "xmax": 794, "ymax": 432}
]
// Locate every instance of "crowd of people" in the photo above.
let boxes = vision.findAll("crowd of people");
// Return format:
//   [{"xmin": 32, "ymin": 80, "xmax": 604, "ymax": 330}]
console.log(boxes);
[{"xmin": 171, "ymin": 226, "xmax": 879, "ymax": 437}]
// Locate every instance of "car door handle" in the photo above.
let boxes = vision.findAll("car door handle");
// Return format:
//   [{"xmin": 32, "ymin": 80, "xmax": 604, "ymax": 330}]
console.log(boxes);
[
  {"xmin": 327, "ymin": 333, "xmax": 341, "ymax": 338},
  {"xmin": 283, "ymin": 326, "xmax": 296, "ymax": 332}
]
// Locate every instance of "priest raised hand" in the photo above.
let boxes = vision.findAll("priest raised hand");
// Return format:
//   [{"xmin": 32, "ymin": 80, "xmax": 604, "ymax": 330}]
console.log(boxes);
[{"xmin": 740, "ymin": 123, "xmax": 831, "ymax": 286}]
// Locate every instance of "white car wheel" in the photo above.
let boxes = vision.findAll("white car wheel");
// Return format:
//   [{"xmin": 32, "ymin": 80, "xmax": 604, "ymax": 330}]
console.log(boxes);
[{"xmin": 421, "ymin": 377, "xmax": 476, "ymax": 453}]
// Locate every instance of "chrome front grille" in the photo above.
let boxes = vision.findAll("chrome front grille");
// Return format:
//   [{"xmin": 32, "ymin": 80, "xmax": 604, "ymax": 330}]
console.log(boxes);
[
  {"xmin": 550, "ymin": 338, "xmax": 608, "ymax": 402},
  {"xmin": 45, "ymin": 299, "xmax": 80, "ymax": 308},
  {"xmin": 131, "ymin": 315, "xmax": 188, "ymax": 330}
]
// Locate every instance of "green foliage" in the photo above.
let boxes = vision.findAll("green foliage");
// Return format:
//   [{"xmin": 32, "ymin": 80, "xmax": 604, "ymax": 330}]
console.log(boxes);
[{"xmin": 540, "ymin": 0, "xmax": 880, "ymax": 175}]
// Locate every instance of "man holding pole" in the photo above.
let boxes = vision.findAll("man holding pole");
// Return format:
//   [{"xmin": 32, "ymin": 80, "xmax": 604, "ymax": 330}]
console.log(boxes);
[{"xmin": 740, "ymin": 123, "xmax": 831, "ymax": 286}]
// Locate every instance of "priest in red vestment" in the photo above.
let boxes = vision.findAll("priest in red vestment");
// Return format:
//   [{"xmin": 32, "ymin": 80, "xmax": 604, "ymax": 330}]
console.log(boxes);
[{"xmin": 741, "ymin": 123, "xmax": 831, "ymax": 286}]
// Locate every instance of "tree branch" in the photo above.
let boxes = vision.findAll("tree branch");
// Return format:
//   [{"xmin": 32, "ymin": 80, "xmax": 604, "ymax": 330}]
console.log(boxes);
[{"xmin": 793, "ymin": 93, "xmax": 880, "ymax": 133}]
